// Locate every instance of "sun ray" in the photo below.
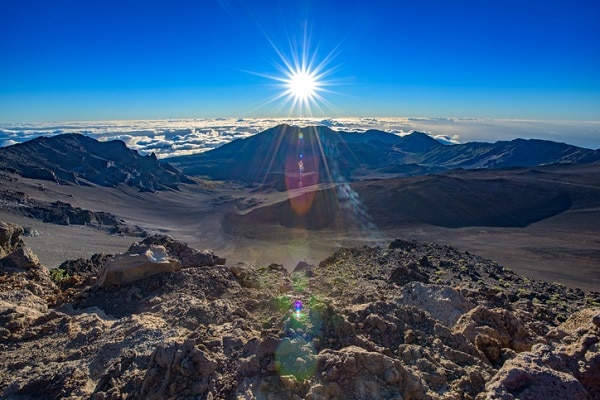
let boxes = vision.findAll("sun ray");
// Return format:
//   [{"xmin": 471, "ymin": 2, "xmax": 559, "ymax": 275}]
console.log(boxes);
[{"xmin": 256, "ymin": 29, "xmax": 341, "ymax": 117}]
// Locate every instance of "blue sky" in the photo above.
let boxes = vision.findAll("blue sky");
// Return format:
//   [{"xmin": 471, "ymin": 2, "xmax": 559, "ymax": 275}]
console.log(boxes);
[{"xmin": 1, "ymin": 0, "xmax": 599, "ymax": 122}]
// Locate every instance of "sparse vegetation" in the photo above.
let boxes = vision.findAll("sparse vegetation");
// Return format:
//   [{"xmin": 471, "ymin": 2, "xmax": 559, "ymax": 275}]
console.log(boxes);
[
  {"xmin": 272, "ymin": 295, "xmax": 292, "ymax": 312},
  {"xmin": 50, "ymin": 268, "xmax": 70, "ymax": 282},
  {"xmin": 585, "ymin": 297, "xmax": 600, "ymax": 307}
]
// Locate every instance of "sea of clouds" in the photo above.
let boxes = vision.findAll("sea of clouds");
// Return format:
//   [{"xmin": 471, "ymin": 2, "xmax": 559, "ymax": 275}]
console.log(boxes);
[{"xmin": 1, "ymin": 117, "xmax": 598, "ymax": 158}]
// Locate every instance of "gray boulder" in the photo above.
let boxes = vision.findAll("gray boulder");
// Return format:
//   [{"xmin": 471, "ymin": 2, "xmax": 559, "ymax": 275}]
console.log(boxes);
[
  {"xmin": 97, "ymin": 245, "xmax": 181, "ymax": 287},
  {"xmin": 130, "ymin": 235, "xmax": 225, "ymax": 267}
]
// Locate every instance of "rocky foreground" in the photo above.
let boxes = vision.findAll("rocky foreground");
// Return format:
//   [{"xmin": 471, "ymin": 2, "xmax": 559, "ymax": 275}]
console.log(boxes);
[{"xmin": 1, "ymin": 220, "xmax": 599, "ymax": 399}]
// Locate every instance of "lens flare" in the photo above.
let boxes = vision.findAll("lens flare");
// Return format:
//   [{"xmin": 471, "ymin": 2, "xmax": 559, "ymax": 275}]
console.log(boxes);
[
  {"xmin": 294, "ymin": 300, "xmax": 303, "ymax": 319},
  {"xmin": 285, "ymin": 130, "xmax": 319, "ymax": 215}
]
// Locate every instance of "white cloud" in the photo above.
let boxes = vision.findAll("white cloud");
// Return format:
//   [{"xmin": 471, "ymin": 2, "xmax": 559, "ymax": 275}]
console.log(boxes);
[
  {"xmin": 432, "ymin": 134, "xmax": 461, "ymax": 145},
  {"xmin": 0, "ymin": 139, "xmax": 19, "ymax": 147},
  {"xmin": 0, "ymin": 117, "xmax": 598, "ymax": 159}
]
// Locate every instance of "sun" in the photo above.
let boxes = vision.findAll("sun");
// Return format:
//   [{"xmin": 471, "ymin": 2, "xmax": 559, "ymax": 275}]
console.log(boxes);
[
  {"xmin": 286, "ymin": 69, "xmax": 319, "ymax": 102},
  {"xmin": 277, "ymin": 58, "xmax": 327, "ymax": 116},
  {"xmin": 273, "ymin": 47, "xmax": 329, "ymax": 116},
  {"xmin": 270, "ymin": 45, "xmax": 334, "ymax": 116},
  {"xmin": 248, "ymin": 29, "xmax": 340, "ymax": 116}
]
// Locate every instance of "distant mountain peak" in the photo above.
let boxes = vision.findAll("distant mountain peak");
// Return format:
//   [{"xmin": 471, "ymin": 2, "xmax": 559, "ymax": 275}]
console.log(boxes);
[{"xmin": 394, "ymin": 131, "xmax": 444, "ymax": 153}]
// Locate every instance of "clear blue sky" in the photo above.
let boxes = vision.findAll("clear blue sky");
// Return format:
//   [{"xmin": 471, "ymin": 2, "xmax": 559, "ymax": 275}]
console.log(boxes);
[{"xmin": 1, "ymin": 0, "xmax": 599, "ymax": 122}]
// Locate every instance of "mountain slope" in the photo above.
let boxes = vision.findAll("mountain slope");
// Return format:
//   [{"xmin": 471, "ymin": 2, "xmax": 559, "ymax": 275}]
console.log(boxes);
[
  {"xmin": 167, "ymin": 125, "xmax": 600, "ymax": 185},
  {"xmin": 417, "ymin": 138, "xmax": 600, "ymax": 169},
  {"xmin": 354, "ymin": 173, "xmax": 572, "ymax": 228},
  {"xmin": 166, "ymin": 124, "xmax": 423, "ymax": 185},
  {"xmin": 0, "ymin": 134, "xmax": 193, "ymax": 191},
  {"xmin": 227, "ymin": 163, "xmax": 600, "ymax": 229}
]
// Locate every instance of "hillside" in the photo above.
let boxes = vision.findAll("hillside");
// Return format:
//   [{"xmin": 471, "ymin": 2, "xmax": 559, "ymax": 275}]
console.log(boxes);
[
  {"xmin": 226, "ymin": 163, "xmax": 600, "ymax": 230},
  {"xmin": 417, "ymin": 138, "xmax": 600, "ymax": 169},
  {"xmin": 0, "ymin": 134, "xmax": 193, "ymax": 192}
]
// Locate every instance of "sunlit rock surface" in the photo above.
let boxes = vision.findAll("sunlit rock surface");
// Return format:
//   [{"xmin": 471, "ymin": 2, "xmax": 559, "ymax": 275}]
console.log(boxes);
[{"xmin": 1, "ymin": 221, "xmax": 599, "ymax": 399}]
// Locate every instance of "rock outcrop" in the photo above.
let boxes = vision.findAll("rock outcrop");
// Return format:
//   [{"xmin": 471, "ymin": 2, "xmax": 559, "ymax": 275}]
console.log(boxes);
[
  {"xmin": 95, "ymin": 235, "xmax": 225, "ymax": 287},
  {"xmin": 0, "ymin": 222, "xmax": 59, "ymax": 341},
  {"xmin": 485, "ymin": 308, "xmax": 600, "ymax": 399},
  {"xmin": 96, "ymin": 244, "xmax": 181, "ymax": 287},
  {"xmin": 1, "ymin": 224, "xmax": 599, "ymax": 399},
  {"xmin": 0, "ymin": 189, "xmax": 147, "ymax": 236},
  {"xmin": 132, "ymin": 235, "xmax": 226, "ymax": 268},
  {"xmin": 0, "ymin": 221, "xmax": 24, "ymax": 258}
]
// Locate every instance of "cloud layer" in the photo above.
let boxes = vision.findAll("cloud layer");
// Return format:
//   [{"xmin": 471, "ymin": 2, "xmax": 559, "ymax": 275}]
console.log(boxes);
[{"xmin": 1, "ymin": 118, "xmax": 598, "ymax": 159}]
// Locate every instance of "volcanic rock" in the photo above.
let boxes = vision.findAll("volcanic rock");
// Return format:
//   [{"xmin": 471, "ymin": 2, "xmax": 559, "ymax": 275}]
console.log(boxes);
[
  {"xmin": 58, "ymin": 253, "xmax": 112, "ymax": 279},
  {"xmin": 96, "ymin": 244, "xmax": 181, "ymax": 287},
  {"xmin": 1, "ymin": 233, "xmax": 600, "ymax": 399},
  {"xmin": 0, "ymin": 222, "xmax": 59, "ymax": 340},
  {"xmin": 88, "ymin": 235, "xmax": 226, "ymax": 288},
  {"xmin": 455, "ymin": 306, "xmax": 541, "ymax": 354},
  {"xmin": 132, "ymin": 235, "xmax": 225, "ymax": 268},
  {"xmin": 0, "ymin": 221, "xmax": 24, "ymax": 258},
  {"xmin": 389, "ymin": 262, "xmax": 430, "ymax": 286},
  {"xmin": 398, "ymin": 282, "xmax": 475, "ymax": 326},
  {"xmin": 0, "ymin": 221, "xmax": 43, "ymax": 274},
  {"xmin": 0, "ymin": 246, "xmax": 40, "ymax": 272},
  {"xmin": 485, "ymin": 308, "xmax": 600, "ymax": 399}
]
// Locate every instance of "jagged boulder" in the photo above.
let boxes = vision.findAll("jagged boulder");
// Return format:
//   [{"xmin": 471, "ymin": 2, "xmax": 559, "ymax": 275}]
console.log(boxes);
[
  {"xmin": 0, "ymin": 221, "xmax": 24, "ymax": 258},
  {"xmin": 484, "ymin": 308, "xmax": 600, "ymax": 399},
  {"xmin": 293, "ymin": 261, "xmax": 315, "ymax": 277},
  {"xmin": 483, "ymin": 356, "xmax": 589, "ymax": 400},
  {"xmin": 388, "ymin": 262, "xmax": 429, "ymax": 286},
  {"xmin": 0, "ymin": 300, "xmax": 46, "ymax": 340},
  {"xmin": 138, "ymin": 339, "xmax": 220, "ymax": 400},
  {"xmin": 97, "ymin": 244, "xmax": 181, "ymax": 287},
  {"xmin": 313, "ymin": 345, "xmax": 422, "ymax": 399},
  {"xmin": 398, "ymin": 282, "xmax": 475, "ymax": 326},
  {"xmin": 93, "ymin": 236, "xmax": 227, "ymax": 288},
  {"xmin": 0, "ymin": 246, "xmax": 40, "ymax": 272},
  {"xmin": 454, "ymin": 305, "xmax": 542, "ymax": 365},
  {"xmin": 131, "ymin": 235, "xmax": 225, "ymax": 267},
  {"xmin": 228, "ymin": 263, "xmax": 260, "ymax": 289},
  {"xmin": 58, "ymin": 253, "xmax": 112, "ymax": 279},
  {"xmin": 0, "ymin": 221, "xmax": 59, "ymax": 340},
  {"xmin": 0, "ymin": 220, "xmax": 44, "ymax": 274}
]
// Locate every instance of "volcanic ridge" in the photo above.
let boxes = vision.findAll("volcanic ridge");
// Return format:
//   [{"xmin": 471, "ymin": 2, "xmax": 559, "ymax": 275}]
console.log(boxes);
[{"xmin": 0, "ymin": 133, "xmax": 193, "ymax": 192}]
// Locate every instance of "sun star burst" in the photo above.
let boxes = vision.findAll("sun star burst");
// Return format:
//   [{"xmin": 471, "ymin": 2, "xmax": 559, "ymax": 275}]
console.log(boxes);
[
  {"xmin": 286, "ymin": 68, "xmax": 319, "ymax": 102},
  {"xmin": 249, "ymin": 29, "xmax": 340, "ymax": 117},
  {"xmin": 273, "ymin": 45, "xmax": 330, "ymax": 116}
]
